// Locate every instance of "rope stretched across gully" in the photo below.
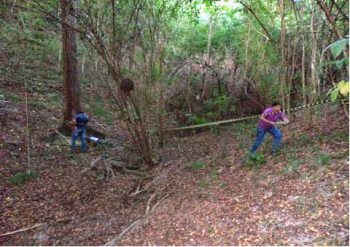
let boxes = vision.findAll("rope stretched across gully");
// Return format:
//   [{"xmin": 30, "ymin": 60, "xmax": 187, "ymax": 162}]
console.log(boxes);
[{"xmin": 163, "ymin": 99, "xmax": 332, "ymax": 132}]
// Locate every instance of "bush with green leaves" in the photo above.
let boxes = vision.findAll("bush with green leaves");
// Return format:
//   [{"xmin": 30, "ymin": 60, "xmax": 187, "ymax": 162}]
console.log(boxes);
[
  {"xmin": 190, "ymin": 115, "xmax": 208, "ymax": 126},
  {"xmin": 325, "ymin": 38, "xmax": 349, "ymax": 102},
  {"xmin": 188, "ymin": 93, "xmax": 238, "ymax": 128},
  {"xmin": 245, "ymin": 152, "xmax": 266, "ymax": 167},
  {"xmin": 8, "ymin": 171, "xmax": 38, "ymax": 186},
  {"xmin": 204, "ymin": 93, "xmax": 238, "ymax": 120}
]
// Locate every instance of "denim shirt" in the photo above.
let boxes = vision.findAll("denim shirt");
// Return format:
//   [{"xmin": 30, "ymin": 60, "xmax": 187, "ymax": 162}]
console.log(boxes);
[{"xmin": 75, "ymin": 113, "xmax": 89, "ymax": 129}]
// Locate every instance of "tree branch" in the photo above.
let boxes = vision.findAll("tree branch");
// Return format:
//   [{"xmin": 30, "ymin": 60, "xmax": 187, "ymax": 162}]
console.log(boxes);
[
  {"xmin": 0, "ymin": 223, "xmax": 43, "ymax": 237},
  {"xmin": 238, "ymin": 1, "xmax": 275, "ymax": 44},
  {"xmin": 315, "ymin": 0, "xmax": 344, "ymax": 40}
]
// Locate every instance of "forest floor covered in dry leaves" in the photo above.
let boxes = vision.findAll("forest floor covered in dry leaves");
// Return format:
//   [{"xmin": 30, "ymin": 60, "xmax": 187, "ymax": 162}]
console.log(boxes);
[{"xmin": 1, "ymin": 80, "xmax": 349, "ymax": 245}]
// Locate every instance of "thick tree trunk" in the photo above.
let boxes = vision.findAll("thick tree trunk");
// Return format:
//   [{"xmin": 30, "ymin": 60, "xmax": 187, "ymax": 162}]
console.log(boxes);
[{"xmin": 61, "ymin": 0, "xmax": 81, "ymax": 125}]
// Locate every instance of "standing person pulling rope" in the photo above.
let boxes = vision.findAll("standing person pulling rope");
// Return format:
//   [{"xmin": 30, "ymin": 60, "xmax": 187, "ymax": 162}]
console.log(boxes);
[
  {"xmin": 71, "ymin": 111, "xmax": 89, "ymax": 152},
  {"xmin": 249, "ymin": 102, "xmax": 289, "ymax": 154}
]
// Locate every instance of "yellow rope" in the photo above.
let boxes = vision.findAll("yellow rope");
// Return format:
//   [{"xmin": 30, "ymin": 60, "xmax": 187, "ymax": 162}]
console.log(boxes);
[{"xmin": 163, "ymin": 99, "xmax": 332, "ymax": 132}]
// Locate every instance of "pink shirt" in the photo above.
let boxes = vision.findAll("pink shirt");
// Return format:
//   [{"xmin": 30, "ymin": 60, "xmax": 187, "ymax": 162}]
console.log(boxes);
[{"xmin": 258, "ymin": 108, "xmax": 286, "ymax": 130}]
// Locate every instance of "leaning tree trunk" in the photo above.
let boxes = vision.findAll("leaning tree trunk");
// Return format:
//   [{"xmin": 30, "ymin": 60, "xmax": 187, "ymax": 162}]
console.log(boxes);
[{"xmin": 61, "ymin": 0, "xmax": 81, "ymax": 126}]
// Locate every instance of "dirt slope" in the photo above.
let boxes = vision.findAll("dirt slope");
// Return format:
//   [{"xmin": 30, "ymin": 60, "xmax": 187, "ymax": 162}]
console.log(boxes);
[{"xmin": 0, "ymin": 80, "xmax": 348, "ymax": 245}]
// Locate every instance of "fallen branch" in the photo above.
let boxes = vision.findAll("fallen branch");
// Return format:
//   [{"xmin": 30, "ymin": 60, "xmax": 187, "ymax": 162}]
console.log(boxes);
[
  {"xmin": 104, "ymin": 219, "xmax": 141, "ymax": 246},
  {"xmin": 129, "ymin": 178, "xmax": 146, "ymax": 196},
  {"xmin": 91, "ymin": 155, "xmax": 105, "ymax": 168},
  {"xmin": 54, "ymin": 129, "xmax": 71, "ymax": 146},
  {"xmin": 105, "ymin": 166, "xmax": 115, "ymax": 179},
  {"xmin": 81, "ymin": 155, "xmax": 105, "ymax": 173},
  {"xmin": 151, "ymin": 194, "xmax": 169, "ymax": 212},
  {"xmin": 145, "ymin": 193, "xmax": 157, "ymax": 215},
  {"xmin": 110, "ymin": 161, "xmax": 150, "ymax": 177},
  {"xmin": 104, "ymin": 193, "xmax": 169, "ymax": 246},
  {"xmin": 143, "ymin": 173, "xmax": 166, "ymax": 190},
  {"xmin": 0, "ymin": 223, "xmax": 43, "ymax": 237},
  {"xmin": 128, "ymin": 189, "xmax": 147, "ymax": 197}
]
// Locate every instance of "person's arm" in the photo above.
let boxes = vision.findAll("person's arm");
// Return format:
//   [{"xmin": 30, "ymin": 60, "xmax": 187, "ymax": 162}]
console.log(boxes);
[{"xmin": 260, "ymin": 114, "xmax": 275, "ymax": 125}]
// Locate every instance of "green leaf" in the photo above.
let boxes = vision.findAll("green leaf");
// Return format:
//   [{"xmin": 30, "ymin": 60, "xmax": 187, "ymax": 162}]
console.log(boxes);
[
  {"xmin": 330, "ymin": 39, "xmax": 348, "ymax": 59},
  {"xmin": 337, "ymin": 80, "xmax": 345, "ymax": 89},
  {"xmin": 340, "ymin": 82, "xmax": 349, "ymax": 96},
  {"xmin": 331, "ymin": 88, "xmax": 340, "ymax": 102},
  {"xmin": 335, "ymin": 59, "xmax": 345, "ymax": 70}
]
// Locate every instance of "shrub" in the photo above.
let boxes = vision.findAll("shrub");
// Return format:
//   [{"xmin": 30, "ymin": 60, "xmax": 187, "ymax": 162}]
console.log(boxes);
[
  {"xmin": 190, "ymin": 116, "xmax": 208, "ymax": 126},
  {"xmin": 8, "ymin": 171, "xmax": 38, "ymax": 186},
  {"xmin": 317, "ymin": 153, "xmax": 331, "ymax": 166},
  {"xmin": 187, "ymin": 160, "xmax": 205, "ymax": 169},
  {"xmin": 245, "ymin": 152, "xmax": 266, "ymax": 167}
]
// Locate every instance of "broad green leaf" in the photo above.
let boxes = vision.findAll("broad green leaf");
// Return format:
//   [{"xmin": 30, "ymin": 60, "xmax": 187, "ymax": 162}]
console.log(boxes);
[
  {"xmin": 330, "ymin": 39, "xmax": 348, "ymax": 59},
  {"xmin": 331, "ymin": 88, "xmax": 340, "ymax": 102},
  {"xmin": 335, "ymin": 59, "xmax": 345, "ymax": 70},
  {"xmin": 340, "ymin": 82, "xmax": 349, "ymax": 96},
  {"xmin": 337, "ymin": 80, "xmax": 345, "ymax": 89}
]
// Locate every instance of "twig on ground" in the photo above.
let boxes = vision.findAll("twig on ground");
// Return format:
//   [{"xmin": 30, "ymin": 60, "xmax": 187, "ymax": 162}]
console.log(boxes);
[
  {"xmin": 104, "ymin": 219, "xmax": 141, "ymax": 246},
  {"xmin": 104, "ymin": 193, "xmax": 169, "ymax": 246},
  {"xmin": 129, "ymin": 178, "xmax": 146, "ymax": 196},
  {"xmin": 0, "ymin": 223, "xmax": 43, "ymax": 237},
  {"xmin": 128, "ymin": 189, "xmax": 147, "ymax": 197},
  {"xmin": 145, "ymin": 193, "xmax": 157, "ymax": 215}
]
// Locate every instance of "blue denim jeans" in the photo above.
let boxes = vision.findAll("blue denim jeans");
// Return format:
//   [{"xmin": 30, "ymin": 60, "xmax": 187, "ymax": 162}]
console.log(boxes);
[
  {"xmin": 250, "ymin": 127, "xmax": 282, "ymax": 153},
  {"xmin": 71, "ymin": 128, "xmax": 87, "ymax": 151}
]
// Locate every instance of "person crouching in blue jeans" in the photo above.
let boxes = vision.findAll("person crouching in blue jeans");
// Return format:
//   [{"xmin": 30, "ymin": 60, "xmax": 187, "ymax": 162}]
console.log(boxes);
[
  {"xmin": 71, "ymin": 111, "xmax": 89, "ymax": 152},
  {"xmin": 250, "ymin": 102, "xmax": 289, "ymax": 154}
]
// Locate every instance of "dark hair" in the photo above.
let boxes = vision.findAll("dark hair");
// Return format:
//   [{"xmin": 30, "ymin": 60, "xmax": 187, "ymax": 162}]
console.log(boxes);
[
  {"xmin": 272, "ymin": 102, "xmax": 281, "ymax": 107},
  {"xmin": 77, "ymin": 111, "xmax": 84, "ymax": 114}
]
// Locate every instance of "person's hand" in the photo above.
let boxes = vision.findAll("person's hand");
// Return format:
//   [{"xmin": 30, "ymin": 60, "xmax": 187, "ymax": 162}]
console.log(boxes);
[
  {"xmin": 282, "ymin": 119, "xmax": 290, "ymax": 125},
  {"xmin": 270, "ymin": 121, "xmax": 276, "ymax": 126}
]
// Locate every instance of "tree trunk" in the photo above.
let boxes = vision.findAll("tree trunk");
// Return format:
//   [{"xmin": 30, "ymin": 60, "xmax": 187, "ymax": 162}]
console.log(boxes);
[
  {"xmin": 157, "ymin": 34, "xmax": 165, "ymax": 148},
  {"xmin": 61, "ymin": 0, "xmax": 81, "ymax": 125},
  {"xmin": 279, "ymin": 0, "xmax": 286, "ymax": 109},
  {"xmin": 306, "ymin": 4, "xmax": 320, "ymax": 129}
]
